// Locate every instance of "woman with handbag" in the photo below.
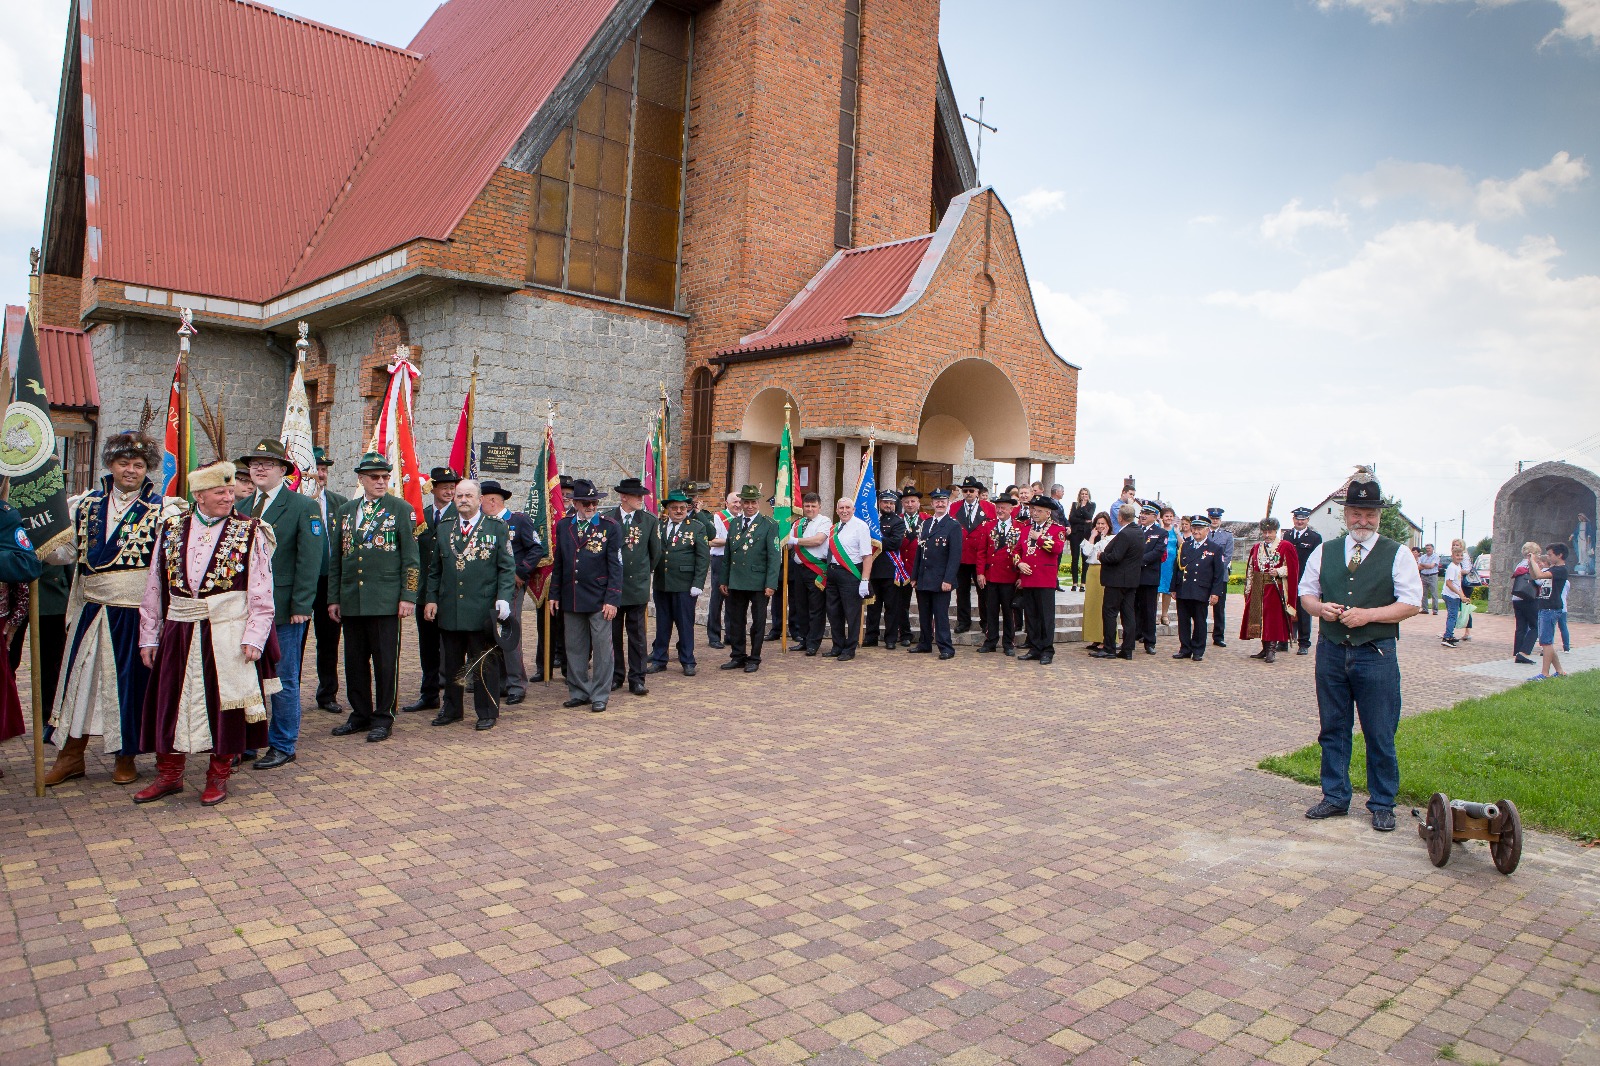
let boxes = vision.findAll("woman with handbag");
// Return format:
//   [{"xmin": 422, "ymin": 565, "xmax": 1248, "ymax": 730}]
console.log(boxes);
[{"xmin": 1509, "ymin": 541, "xmax": 1542, "ymax": 665}]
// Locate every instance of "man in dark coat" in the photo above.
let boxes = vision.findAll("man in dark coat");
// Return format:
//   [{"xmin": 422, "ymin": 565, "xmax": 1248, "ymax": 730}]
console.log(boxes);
[
  {"xmin": 1093, "ymin": 503, "xmax": 1145, "ymax": 659},
  {"xmin": 718, "ymin": 485, "xmax": 781, "ymax": 673},
  {"xmin": 1283, "ymin": 506, "xmax": 1323, "ymax": 654},
  {"xmin": 607, "ymin": 478, "xmax": 663, "ymax": 696},
  {"xmin": 949, "ymin": 476, "xmax": 996, "ymax": 634},
  {"xmin": 1133, "ymin": 501, "xmax": 1169, "ymax": 655},
  {"xmin": 1171, "ymin": 515, "xmax": 1228, "ymax": 662},
  {"xmin": 308, "ymin": 447, "xmax": 347, "ymax": 713},
  {"xmin": 863, "ymin": 490, "xmax": 907, "ymax": 648},
  {"xmin": 909, "ymin": 489, "xmax": 962, "ymax": 659},
  {"xmin": 480, "ymin": 480, "xmax": 541, "ymax": 704},
  {"xmin": 649, "ymin": 491, "xmax": 709, "ymax": 676},
  {"xmin": 423, "ymin": 480, "xmax": 515, "ymax": 731},
  {"xmin": 1206, "ymin": 508, "xmax": 1236, "ymax": 648},
  {"xmin": 550, "ymin": 479, "xmax": 622, "ymax": 712},
  {"xmin": 404, "ymin": 466, "xmax": 458, "ymax": 714}
]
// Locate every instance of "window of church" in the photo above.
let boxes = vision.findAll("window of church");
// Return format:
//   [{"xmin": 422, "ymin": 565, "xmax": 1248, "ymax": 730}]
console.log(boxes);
[
  {"xmin": 687, "ymin": 367, "xmax": 714, "ymax": 482},
  {"xmin": 834, "ymin": 0, "xmax": 863, "ymax": 248},
  {"xmin": 528, "ymin": 6, "xmax": 692, "ymax": 310}
]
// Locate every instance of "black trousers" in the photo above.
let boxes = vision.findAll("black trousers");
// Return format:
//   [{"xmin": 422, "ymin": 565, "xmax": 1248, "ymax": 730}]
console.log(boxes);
[
  {"xmin": 982, "ymin": 582, "xmax": 1017, "ymax": 649},
  {"xmin": 893, "ymin": 584, "xmax": 915, "ymax": 645},
  {"xmin": 1135, "ymin": 584, "xmax": 1160, "ymax": 646},
  {"xmin": 917, "ymin": 589, "xmax": 953, "ymax": 654},
  {"xmin": 439, "ymin": 626, "xmax": 502, "ymax": 722},
  {"xmin": 768, "ymin": 571, "xmax": 785, "ymax": 639},
  {"xmin": 789, "ymin": 563, "xmax": 826, "ymax": 650},
  {"xmin": 864, "ymin": 577, "xmax": 901, "ymax": 645},
  {"xmin": 1512, "ymin": 598, "xmax": 1540, "ymax": 657},
  {"xmin": 9, "ymin": 614, "xmax": 66, "ymax": 737},
  {"xmin": 611, "ymin": 603, "xmax": 648, "ymax": 686},
  {"xmin": 706, "ymin": 555, "xmax": 726, "ymax": 642},
  {"xmin": 1176, "ymin": 599, "xmax": 1208, "ymax": 658},
  {"xmin": 955, "ymin": 563, "xmax": 983, "ymax": 630},
  {"xmin": 824, "ymin": 563, "xmax": 864, "ymax": 652},
  {"xmin": 1019, "ymin": 586, "xmax": 1054, "ymax": 654},
  {"xmin": 651, "ymin": 589, "xmax": 697, "ymax": 666},
  {"xmin": 1068, "ymin": 535, "xmax": 1087, "ymax": 586},
  {"xmin": 311, "ymin": 574, "xmax": 342, "ymax": 705},
  {"xmin": 343, "ymin": 615, "xmax": 400, "ymax": 729},
  {"xmin": 1210, "ymin": 595, "xmax": 1228, "ymax": 645},
  {"xmin": 725, "ymin": 588, "xmax": 768, "ymax": 664},
  {"xmin": 415, "ymin": 613, "xmax": 442, "ymax": 700},
  {"xmin": 1295, "ymin": 602, "xmax": 1314, "ymax": 648},
  {"xmin": 535, "ymin": 598, "xmax": 564, "ymax": 679},
  {"xmin": 1101, "ymin": 586, "xmax": 1137, "ymax": 654}
]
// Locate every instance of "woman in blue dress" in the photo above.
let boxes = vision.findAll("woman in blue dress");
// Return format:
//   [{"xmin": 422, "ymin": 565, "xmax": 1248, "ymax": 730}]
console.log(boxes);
[{"xmin": 1157, "ymin": 506, "xmax": 1180, "ymax": 626}]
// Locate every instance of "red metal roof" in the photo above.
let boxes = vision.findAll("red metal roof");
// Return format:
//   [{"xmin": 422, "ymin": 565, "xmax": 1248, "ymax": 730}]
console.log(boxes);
[
  {"xmin": 81, "ymin": 0, "xmax": 421, "ymax": 303},
  {"xmin": 36, "ymin": 325, "xmax": 101, "ymax": 411},
  {"xmin": 288, "ymin": 0, "xmax": 626, "ymax": 289},
  {"xmin": 721, "ymin": 236, "xmax": 935, "ymax": 356}
]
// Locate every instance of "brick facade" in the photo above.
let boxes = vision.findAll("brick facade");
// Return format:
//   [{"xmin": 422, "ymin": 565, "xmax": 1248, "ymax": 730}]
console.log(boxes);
[{"xmin": 39, "ymin": 273, "xmax": 80, "ymax": 329}]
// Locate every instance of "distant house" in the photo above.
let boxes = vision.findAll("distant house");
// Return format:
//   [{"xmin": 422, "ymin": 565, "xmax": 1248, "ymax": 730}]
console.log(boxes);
[
  {"xmin": 1303, "ymin": 472, "xmax": 1423, "ymax": 549},
  {"xmin": 4, "ymin": 304, "xmax": 101, "ymax": 494}
]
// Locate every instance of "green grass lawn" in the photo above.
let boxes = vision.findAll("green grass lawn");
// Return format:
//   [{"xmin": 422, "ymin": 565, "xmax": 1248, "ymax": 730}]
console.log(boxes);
[{"xmin": 1260, "ymin": 671, "xmax": 1600, "ymax": 840}]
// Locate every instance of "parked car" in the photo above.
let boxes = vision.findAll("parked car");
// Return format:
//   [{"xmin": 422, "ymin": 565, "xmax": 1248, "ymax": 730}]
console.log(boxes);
[{"xmin": 1472, "ymin": 554, "xmax": 1492, "ymax": 585}]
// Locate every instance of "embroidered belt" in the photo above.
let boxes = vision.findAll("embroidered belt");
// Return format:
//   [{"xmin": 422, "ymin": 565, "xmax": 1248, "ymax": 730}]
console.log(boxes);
[{"xmin": 82, "ymin": 570, "xmax": 149, "ymax": 608}]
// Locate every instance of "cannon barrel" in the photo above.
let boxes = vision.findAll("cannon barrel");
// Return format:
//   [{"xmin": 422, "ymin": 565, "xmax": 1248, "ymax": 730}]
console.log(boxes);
[{"xmin": 1449, "ymin": 800, "xmax": 1499, "ymax": 820}]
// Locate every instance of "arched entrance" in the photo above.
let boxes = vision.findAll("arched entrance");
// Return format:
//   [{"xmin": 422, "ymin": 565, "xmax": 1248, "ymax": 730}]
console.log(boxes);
[
  {"xmin": 734, "ymin": 388, "xmax": 806, "ymax": 496},
  {"xmin": 1491, "ymin": 461, "xmax": 1599, "ymax": 621},
  {"xmin": 898, "ymin": 358, "xmax": 1029, "ymax": 493}
]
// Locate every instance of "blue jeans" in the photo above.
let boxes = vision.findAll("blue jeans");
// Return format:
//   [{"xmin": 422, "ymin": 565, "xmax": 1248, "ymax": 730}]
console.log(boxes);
[
  {"xmin": 1557, "ymin": 610, "xmax": 1570, "ymax": 650},
  {"xmin": 268, "ymin": 621, "xmax": 306, "ymax": 754},
  {"xmin": 1442, "ymin": 597, "xmax": 1461, "ymax": 639},
  {"xmin": 1537, "ymin": 609, "xmax": 1562, "ymax": 647},
  {"xmin": 1315, "ymin": 637, "xmax": 1401, "ymax": 813}
]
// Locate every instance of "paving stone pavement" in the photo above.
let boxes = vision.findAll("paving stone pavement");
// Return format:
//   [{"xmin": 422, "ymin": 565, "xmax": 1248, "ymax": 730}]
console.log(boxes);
[{"xmin": 2, "ymin": 597, "xmax": 1597, "ymax": 1066}]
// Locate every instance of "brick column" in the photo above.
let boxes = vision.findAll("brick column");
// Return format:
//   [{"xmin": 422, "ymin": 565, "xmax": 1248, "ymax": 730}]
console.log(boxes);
[
  {"xmin": 879, "ymin": 443, "xmax": 899, "ymax": 495},
  {"xmin": 1013, "ymin": 459, "xmax": 1032, "ymax": 490},
  {"xmin": 818, "ymin": 438, "xmax": 839, "ymax": 506},
  {"xmin": 839, "ymin": 439, "xmax": 864, "ymax": 505},
  {"xmin": 732, "ymin": 442, "xmax": 752, "ymax": 491},
  {"xmin": 1040, "ymin": 462, "xmax": 1058, "ymax": 491}
]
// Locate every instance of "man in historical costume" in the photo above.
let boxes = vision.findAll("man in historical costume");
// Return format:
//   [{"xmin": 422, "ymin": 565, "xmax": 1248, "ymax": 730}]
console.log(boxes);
[
  {"xmin": 1134, "ymin": 501, "xmax": 1168, "ymax": 654},
  {"xmin": 892, "ymin": 489, "xmax": 923, "ymax": 648},
  {"xmin": 784, "ymin": 493, "xmax": 831, "ymax": 655},
  {"xmin": 1241, "ymin": 516, "xmax": 1303, "ymax": 664},
  {"xmin": 909, "ymin": 489, "xmax": 962, "ymax": 659},
  {"xmin": 822, "ymin": 496, "xmax": 874, "ymax": 661},
  {"xmin": 1171, "ymin": 515, "xmax": 1228, "ymax": 662},
  {"xmin": 1298, "ymin": 469, "xmax": 1423, "ymax": 833},
  {"xmin": 404, "ymin": 466, "xmax": 459, "ymax": 714},
  {"xmin": 1283, "ymin": 507, "xmax": 1323, "ymax": 655},
  {"xmin": 718, "ymin": 485, "xmax": 781, "ymax": 673},
  {"xmin": 328, "ymin": 452, "xmax": 419, "ymax": 743},
  {"xmin": 950, "ymin": 476, "xmax": 996, "ymax": 634},
  {"xmin": 308, "ymin": 447, "xmax": 348, "ymax": 712},
  {"xmin": 134, "ymin": 461, "xmax": 280, "ymax": 806},
  {"xmin": 550, "ymin": 479, "xmax": 622, "ymax": 711},
  {"xmin": 1015, "ymin": 498, "xmax": 1066, "ymax": 663},
  {"xmin": 607, "ymin": 479, "xmax": 662, "ymax": 697},
  {"xmin": 233, "ymin": 439, "xmax": 321, "ymax": 771},
  {"xmin": 44, "ymin": 432, "xmax": 174, "ymax": 787},
  {"xmin": 974, "ymin": 493, "xmax": 1022, "ymax": 655},
  {"xmin": 1205, "ymin": 508, "xmax": 1235, "ymax": 648},
  {"xmin": 863, "ymin": 490, "xmax": 908, "ymax": 649},
  {"xmin": 480, "ymin": 480, "xmax": 541, "ymax": 703},
  {"xmin": 648, "ymin": 491, "xmax": 709, "ymax": 676},
  {"xmin": 423, "ymin": 480, "xmax": 514, "ymax": 731}
]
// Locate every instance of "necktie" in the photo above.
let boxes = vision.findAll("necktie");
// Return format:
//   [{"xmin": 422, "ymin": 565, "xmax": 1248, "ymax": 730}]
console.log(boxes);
[
  {"xmin": 1349, "ymin": 542, "xmax": 1364, "ymax": 572},
  {"xmin": 251, "ymin": 493, "xmax": 267, "ymax": 519},
  {"xmin": 667, "ymin": 523, "xmax": 676, "ymax": 541}
]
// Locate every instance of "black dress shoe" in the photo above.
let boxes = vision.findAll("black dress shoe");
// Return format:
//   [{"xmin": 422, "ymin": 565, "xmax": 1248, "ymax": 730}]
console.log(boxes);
[
  {"xmin": 682, "ymin": 664, "xmax": 696, "ymax": 676},
  {"xmin": 591, "ymin": 701, "xmax": 607, "ymax": 713},
  {"xmin": 331, "ymin": 723, "xmax": 361, "ymax": 737},
  {"xmin": 1191, "ymin": 654, "xmax": 1204, "ymax": 662},
  {"xmin": 1039, "ymin": 652, "xmax": 1053, "ymax": 665},
  {"xmin": 562, "ymin": 697, "xmax": 588, "ymax": 708},
  {"xmin": 317, "ymin": 701, "xmax": 343, "ymax": 714},
  {"xmin": 1003, "ymin": 646, "xmax": 1015, "ymax": 656},
  {"xmin": 908, "ymin": 646, "xmax": 931, "ymax": 654},
  {"xmin": 1144, "ymin": 643, "xmax": 1156, "ymax": 654},
  {"xmin": 611, "ymin": 679, "xmax": 624, "ymax": 691},
  {"xmin": 430, "ymin": 713, "xmax": 461, "ymax": 726},
  {"xmin": 1018, "ymin": 650, "xmax": 1041, "ymax": 661},
  {"xmin": 240, "ymin": 750, "xmax": 260, "ymax": 763},
  {"xmin": 938, "ymin": 650, "xmax": 955, "ymax": 660},
  {"xmin": 707, "ymin": 639, "xmax": 725, "ymax": 649},
  {"xmin": 805, "ymin": 648, "xmax": 819, "ymax": 657},
  {"xmin": 504, "ymin": 693, "xmax": 525, "ymax": 705},
  {"xmin": 720, "ymin": 660, "xmax": 746, "ymax": 670},
  {"xmin": 1371, "ymin": 809, "xmax": 1396, "ymax": 832},
  {"xmin": 630, "ymin": 682, "xmax": 649, "ymax": 696},
  {"xmin": 1305, "ymin": 799, "xmax": 1349, "ymax": 819},
  {"xmin": 366, "ymin": 726, "xmax": 391, "ymax": 743},
  {"xmin": 977, "ymin": 644, "xmax": 997, "ymax": 653},
  {"xmin": 954, "ymin": 623, "xmax": 972, "ymax": 634},
  {"xmin": 862, "ymin": 639, "xmax": 878, "ymax": 647},
  {"xmin": 253, "ymin": 749, "xmax": 296, "ymax": 770},
  {"xmin": 1213, "ymin": 640, "xmax": 1227, "ymax": 648},
  {"xmin": 1172, "ymin": 651, "xmax": 1192, "ymax": 660},
  {"xmin": 743, "ymin": 662, "xmax": 760, "ymax": 673},
  {"xmin": 1090, "ymin": 650, "xmax": 1116, "ymax": 659},
  {"xmin": 822, "ymin": 648, "xmax": 840, "ymax": 658},
  {"xmin": 644, "ymin": 662, "xmax": 667, "ymax": 674},
  {"xmin": 402, "ymin": 697, "xmax": 439, "ymax": 713},
  {"xmin": 1115, "ymin": 650, "xmax": 1134, "ymax": 660},
  {"xmin": 765, "ymin": 631, "xmax": 781, "ymax": 641},
  {"xmin": 1297, "ymin": 645, "xmax": 1310, "ymax": 656},
  {"xmin": 836, "ymin": 649, "xmax": 855, "ymax": 662},
  {"xmin": 1263, "ymin": 647, "xmax": 1277, "ymax": 663},
  {"xmin": 475, "ymin": 718, "xmax": 496, "ymax": 731}
]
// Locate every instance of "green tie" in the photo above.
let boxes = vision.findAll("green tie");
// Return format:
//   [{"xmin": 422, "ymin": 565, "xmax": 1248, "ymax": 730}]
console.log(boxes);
[
  {"xmin": 251, "ymin": 493, "xmax": 267, "ymax": 519},
  {"xmin": 1348, "ymin": 542, "xmax": 1364, "ymax": 572}
]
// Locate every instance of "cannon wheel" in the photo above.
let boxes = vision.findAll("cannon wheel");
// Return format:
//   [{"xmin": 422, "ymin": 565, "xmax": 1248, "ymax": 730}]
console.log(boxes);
[
  {"xmin": 1425, "ymin": 792, "xmax": 1453, "ymax": 867},
  {"xmin": 1491, "ymin": 799, "xmax": 1522, "ymax": 875}
]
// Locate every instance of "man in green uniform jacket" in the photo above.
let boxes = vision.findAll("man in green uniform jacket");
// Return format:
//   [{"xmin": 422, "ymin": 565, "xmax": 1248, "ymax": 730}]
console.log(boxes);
[
  {"xmin": 328, "ymin": 452, "xmax": 419, "ymax": 743},
  {"xmin": 423, "ymin": 479, "xmax": 515, "ymax": 731},
  {"xmin": 719, "ymin": 484, "xmax": 781, "ymax": 673},
  {"xmin": 607, "ymin": 478, "xmax": 663, "ymax": 696},
  {"xmin": 406, "ymin": 466, "xmax": 459, "ymax": 714},
  {"xmin": 649, "ymin": 490, "xmax": 709, "ymax": 676},
  {"xmin": 234, "ymin": 438, "xmax": 322, "ymax": 770},
  {"xmin": 309, "ymin": 448, "xmax": 348, "ymax": 713}
]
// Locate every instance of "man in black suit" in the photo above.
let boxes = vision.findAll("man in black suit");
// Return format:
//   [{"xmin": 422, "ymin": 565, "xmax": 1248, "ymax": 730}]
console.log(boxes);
[
  {"xmin": 1093, "ymin": 503, "xmax": 1145, "ymax": 659},
  {"xmin": 404, "ymin": 467, "xmax": 458, "ymax": 714},
  {"xmin": 863, "ymin": 490, "xmax": 907, "ymax": 647},
  {"xmin": 1283, "ymin": 506, "xmax": 1323, "ymax": 654},
  {"xmin": 1134, "ymin": 501, "xmax": 1169, "ymax": 654},
  {"xmin": 480, "ymin": 480, "xmax": 542, "ymax": 704},
  {"xmin": 909, "ymin": 488, "xmax": 963, "ymax": 659},
  {"xmin": 549, "ymin": 479, "xmax": 622, "ymax": 712}
]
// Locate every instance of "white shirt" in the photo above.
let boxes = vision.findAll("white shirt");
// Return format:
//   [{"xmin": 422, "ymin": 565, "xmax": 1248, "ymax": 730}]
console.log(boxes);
[
  {"xmin": 1442, "ymin": 561, "xmax": 1463, "ymax": 600},
  {"xmin": 790, "ymin": 514, "xmax": 832, "ymax": 562},
  {"xmin": 459, "ymin": 513, "xmax": 480, "ymax": 537},
  {"xmin": 1298, "ymin": 535, "xmax": 1424, "ymax": 607},
  {"xmin": 710, "ymin": 511, "xmax": 729, "ymax": 556},
  {"xmin": 829, "ymin": 515, "xmax": 874, "ymax": 565},
  {"xmin": 250, "ymin": 482, "xmax": 285, "ymax": 516}
]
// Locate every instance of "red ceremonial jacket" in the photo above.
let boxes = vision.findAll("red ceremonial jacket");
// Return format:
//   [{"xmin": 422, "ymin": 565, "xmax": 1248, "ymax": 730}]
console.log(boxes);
[
  {"xmin": 975, "ymin": 517, "xmax": 1022, "ymax": 583},
  {"xmin": 1014, "ymin": 522, "xmax": 1066, "ymax": 589},
  {"xmin": 950, "ymin": 498, "xmax": 996, "ymax": 566}
]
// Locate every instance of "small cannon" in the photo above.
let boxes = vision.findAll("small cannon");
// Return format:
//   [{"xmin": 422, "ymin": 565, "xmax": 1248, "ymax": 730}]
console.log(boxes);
[{"xmin": 1415, "ymin": 792, "xmax": 1522, "ymax": 874}]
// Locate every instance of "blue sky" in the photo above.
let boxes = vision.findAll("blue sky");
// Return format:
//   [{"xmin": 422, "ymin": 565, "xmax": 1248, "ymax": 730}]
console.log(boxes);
[{"xmin": 1, "ymin": 0, "xmax": 1594, "ymax": 543}]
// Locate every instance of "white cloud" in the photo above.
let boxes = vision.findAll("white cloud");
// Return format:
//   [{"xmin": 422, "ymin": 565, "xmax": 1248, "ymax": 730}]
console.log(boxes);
[
  {"xmin": 0, "ymin": 1, "xmax": 69, "ymax": 312},
  {"xmin": 1030, "ymin": 282, "xmax": 1158, "ymax": 370},
  {"xmin": 1314, "ymin": 0, "xmax": 1600, "ymax": 45},
  {"xmin": 1473, "ymin": 151, "xmax": 1590, "ymax": 218},
  {"xmin": 1010, "ymin": 187, "xmax": 1068, "ymax": 227},
  {"xmin": 1341, "ymin": 160, "xmax": 1475, "ymax": 210},
  {"xmin": 1260, "ymin": 199, "xmax": 1349, "ymax": 244}
]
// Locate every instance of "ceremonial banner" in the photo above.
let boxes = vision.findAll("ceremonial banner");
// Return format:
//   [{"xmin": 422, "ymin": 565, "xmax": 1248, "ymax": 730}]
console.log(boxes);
[
  {"xmin": 160, "ymin": 360, "xmax": 197, "ymax": 498},
  {"xmin": 641, "ymin": 431, "xmax": 658, "ymax": 514},
  {"xmin": 370, "ymin": 348, "xmax": 425, "ymax": 527},
  {"xmin": 774, "ymin": 414, "xmax": 797, "ymax": 537},
  {"xmin": 852, "ymin": 445, "xmax": 881, "ymax": 548},
  {"xmin": 281, "ymin": 327, "xmax": 316, "ymax": 495},
  {"xmin": 524, "ymin": 420, "xmax": 565, "ymax": 604},
  {"xmin": 0, "ymin": 314, "xmax": 72, "ymax": 558},
  {"xmin": 448, "ymin": 377, "xmax": 475, "ymax": 478}
]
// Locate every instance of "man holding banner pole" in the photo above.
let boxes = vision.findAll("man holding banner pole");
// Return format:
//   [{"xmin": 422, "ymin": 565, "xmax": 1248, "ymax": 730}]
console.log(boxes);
[{"xmin": 824, "ymin": 497, "xmax": 874, "ymax": 661}]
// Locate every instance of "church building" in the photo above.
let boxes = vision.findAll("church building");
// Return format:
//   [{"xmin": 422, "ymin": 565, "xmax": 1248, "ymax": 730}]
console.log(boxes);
[{"xmin": 35, "ymin": 0, "xmax": 1077, "ymax": 499}]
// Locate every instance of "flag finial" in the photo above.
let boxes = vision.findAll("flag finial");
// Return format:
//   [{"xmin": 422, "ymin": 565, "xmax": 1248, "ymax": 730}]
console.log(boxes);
[{"xmin": 295, "ymin": 321, "xmax": 309, "ymax": 362}]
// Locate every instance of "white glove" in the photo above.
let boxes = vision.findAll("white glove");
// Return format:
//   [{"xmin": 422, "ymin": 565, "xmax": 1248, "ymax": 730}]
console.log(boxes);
[
  {"xmin": 858, "ymin": 580, "xmax": 871, "ymax": 597},
  {"xmin": 495, "ymin": 599, "xmax": 511, "ymax": 621},
  {"xmin": 690, "ymin": 587, "xmax": 703, "ymax": 598}
]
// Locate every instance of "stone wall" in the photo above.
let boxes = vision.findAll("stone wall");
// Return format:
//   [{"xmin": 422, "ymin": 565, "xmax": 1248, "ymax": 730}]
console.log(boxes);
[
  {"xmin": 1491, "ymin": 461, "xmax": 1599, "ymax": 622},
  {"xmin": 88, "ymin": 317, "xmax": 288, "ymax": 462},
  {"xmin": 315, "ymin": 289, "xmax": 687, "ymax": 501}
]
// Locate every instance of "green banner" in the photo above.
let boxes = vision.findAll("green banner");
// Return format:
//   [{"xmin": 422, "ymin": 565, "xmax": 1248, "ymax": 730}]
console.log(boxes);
[{"xmin": 1, "ymin": 315, "xmax": 72, "ymax": 558}]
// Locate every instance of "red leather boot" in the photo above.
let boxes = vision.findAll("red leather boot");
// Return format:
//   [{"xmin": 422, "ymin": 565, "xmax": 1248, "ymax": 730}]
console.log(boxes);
[
  {"xmin": 132, "ymin": 754, "xmax": 186, "ymax": 803},
  {"xmin": 200, "ymin": 754, "xmax": 233, "ymax": 806}
]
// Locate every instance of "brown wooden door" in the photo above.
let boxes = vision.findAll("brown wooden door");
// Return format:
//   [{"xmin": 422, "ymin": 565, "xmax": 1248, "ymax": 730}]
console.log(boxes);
[
  {"xmin": 898, "ymin": 461, "xmax": 952, "ymax": 502},
  {"xmin": 792, "ymin": 444, "xmax": 820, "ymax": 498}
]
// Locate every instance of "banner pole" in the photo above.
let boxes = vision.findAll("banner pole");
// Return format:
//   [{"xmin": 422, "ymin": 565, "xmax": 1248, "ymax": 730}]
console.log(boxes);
[{"xmin": 29, "ymin": 580, "xmax": 43, "ymax": 797}]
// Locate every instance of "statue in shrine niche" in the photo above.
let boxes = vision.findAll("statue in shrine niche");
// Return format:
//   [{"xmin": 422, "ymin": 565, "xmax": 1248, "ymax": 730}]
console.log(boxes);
[{"xmin": 1574, "ymin": 514, "xmax": 1592, "ymax": 575}]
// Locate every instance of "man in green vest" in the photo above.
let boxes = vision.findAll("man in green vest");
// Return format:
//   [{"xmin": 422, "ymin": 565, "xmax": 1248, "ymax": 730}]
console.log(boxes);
[
  {"xmin": 405, "ymin": 466, "xmax": 459, "ymax": 714},
  {"xmin": 648, "ymin": 490, "xmax": 709, "ymax": 676},
  {"xmin": 719, "ymin": 485, "xmax": 781, "ymax": 673},
  {"xmin": 234, "ymin": 438, "xmax": 322, "ymax": 770},
  {"xmin": 1297, "ymin": 469, "xmax": 1423, "ymax": 833},
  {"xmin": 607, "ymin": 478, "xmax": 662, "ymax": 696},
  {"xmin": 309, "ymin": 448, "xmax": 348, "ymax": 713},
  {"xmin": 423, "ymin": 479, "xmax": 515, "ymax": 731},
  {"xmin": 328, "ymin": 452, "xmax": 420, "ymax": 743}
]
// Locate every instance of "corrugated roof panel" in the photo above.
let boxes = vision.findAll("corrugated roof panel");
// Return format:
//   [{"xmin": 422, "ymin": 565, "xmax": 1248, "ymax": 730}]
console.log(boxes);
[
  {"xmin": 84, "ymin": 0, "xmax": 419, "ymax": 303},
  {"xmin": 37, "ymin": 325, "xmax": 100, "ymax": 410}
]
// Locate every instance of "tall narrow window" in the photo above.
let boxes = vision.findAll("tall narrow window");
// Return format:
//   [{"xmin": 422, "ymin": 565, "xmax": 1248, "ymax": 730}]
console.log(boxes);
[
  {"xmin": 528, "ymin": 6, "xmax": 692, "ymax": 310},
  {"xmin": 834, "ymin": 0, "xmax": 862, "ymax": 248},
  {"xmin": 687, "ymin": 366, "xmax": 714, "ymax": 481}
]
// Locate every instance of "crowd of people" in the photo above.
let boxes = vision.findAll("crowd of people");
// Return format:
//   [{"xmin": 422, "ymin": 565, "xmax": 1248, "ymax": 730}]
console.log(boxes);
[{"xmin": 0, "ymin": 437, "xmax": 1521, "ymax": 833}]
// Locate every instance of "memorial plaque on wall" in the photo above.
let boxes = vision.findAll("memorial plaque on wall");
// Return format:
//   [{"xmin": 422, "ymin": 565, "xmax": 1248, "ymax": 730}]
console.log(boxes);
[{"xmin": 478, "ymin": 442, "xmax": 522, "ymax": 475}]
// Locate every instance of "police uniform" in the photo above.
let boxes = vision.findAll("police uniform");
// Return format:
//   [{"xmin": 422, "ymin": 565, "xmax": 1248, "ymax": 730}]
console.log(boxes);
[
  {"xmin": 1205, "ymin": 508, "xmax": 1235, "ymax": 646},
  {"xmin": 1171, "ymin": 516, "xmax": 1228, "ymax": 661},
  {"xmin": 864, "ymin": 491, "xmax": 908, "ymax": 647},
  {"xmin": 1282, "ymin": 507, "xmax": 1323, "ymax": 653},
  {"xmin": 550, "ymin": 480, "xmax": 623, "ymax": 709},
  {"xmin": 910, "ymin": 490, "xmax": 962, "ymax": 658}
]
